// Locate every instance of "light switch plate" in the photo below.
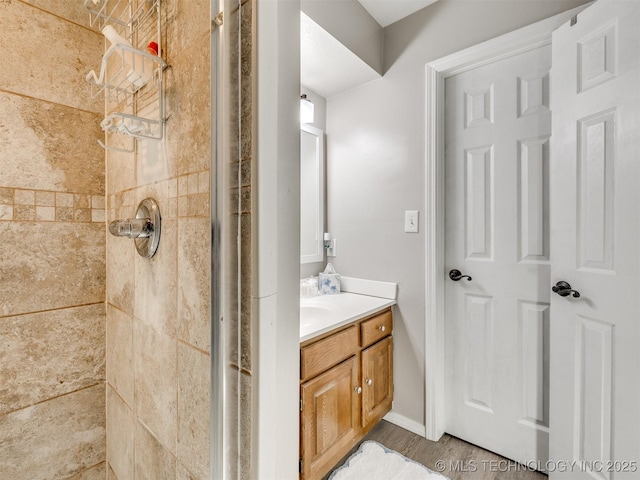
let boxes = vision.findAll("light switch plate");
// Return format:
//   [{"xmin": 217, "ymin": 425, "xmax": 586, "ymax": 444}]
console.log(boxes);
[{"xmin": 405, "ymin": 210, "xmax": 419, "ymax": 233}]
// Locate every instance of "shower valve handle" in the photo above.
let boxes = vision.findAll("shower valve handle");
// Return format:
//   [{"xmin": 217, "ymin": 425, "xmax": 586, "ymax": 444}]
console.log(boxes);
[{"xmin": 109, "ymin": 218, "xmax": 153, "ymax": 238}]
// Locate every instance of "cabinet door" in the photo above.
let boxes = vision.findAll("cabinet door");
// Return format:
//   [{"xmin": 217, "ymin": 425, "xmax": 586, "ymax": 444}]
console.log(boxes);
[
  {"xmin": 362, "ymin": 336, "xmax": 393, "ymax": 429},
  {"xmin": 300, "ymin": 356, "xmax": 360, "ymax": 480}
]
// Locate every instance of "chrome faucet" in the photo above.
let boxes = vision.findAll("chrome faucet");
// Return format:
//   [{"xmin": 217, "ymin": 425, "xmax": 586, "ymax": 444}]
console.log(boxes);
[{"xmin": 108, "ymin": 217, "xmax": 154, "ymax": 238}]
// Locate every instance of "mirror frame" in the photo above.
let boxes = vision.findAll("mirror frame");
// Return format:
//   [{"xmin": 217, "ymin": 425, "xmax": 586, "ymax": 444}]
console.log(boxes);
[{"xmin": 300, "ymin": 124, "xmax": 325, "ymax": 264}]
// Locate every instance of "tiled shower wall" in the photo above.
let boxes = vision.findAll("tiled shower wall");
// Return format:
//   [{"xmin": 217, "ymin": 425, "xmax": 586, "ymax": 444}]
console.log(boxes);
[
  {"xmin": 224, "ymin": 0, "xmax": 255, "ymax": 477},
  {"xmin": 0, "ymin": 1, "xmax": 106, "ymax": 479},
  {"xmin": 104, "ymin": 0, "xmax": 212, "ymax": 479}
]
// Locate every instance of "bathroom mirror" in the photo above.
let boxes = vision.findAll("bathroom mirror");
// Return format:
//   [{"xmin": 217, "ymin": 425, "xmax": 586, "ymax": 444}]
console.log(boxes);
[{"xmin": 300, "ymin": 124, "xmax": 325, "ymax": 264}]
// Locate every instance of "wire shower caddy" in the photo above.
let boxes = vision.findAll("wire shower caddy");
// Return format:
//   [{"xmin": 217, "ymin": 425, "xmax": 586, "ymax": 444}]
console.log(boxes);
[{"xmin": 84, "ymin": 0, "xmax": 167, "ymax": 152}]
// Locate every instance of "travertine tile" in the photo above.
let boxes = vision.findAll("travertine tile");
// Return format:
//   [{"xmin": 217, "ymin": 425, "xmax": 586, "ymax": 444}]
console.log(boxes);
[
  {"xmin": 56, "ymin": 206, "xmax": 75, "ymax": 222},
  {"xmin": 22, "ymin": 0, "xmax": 93, "ymax": 26},
  {"xmin": 135, "ymin": 217, "xmax": 178, "ymax": 336},
  {"xmin": 175, "ymin": 0, "xmax": 210, "ymax": 53},
  {"xmin": 106, "ymin": 148, "xmax": 137, "ymax": 194},
  {"xmin": 0, "ymin": 205, "xmax": 13, "ymax": 220},
  {"xmin": 178, "ymin": 344, "xmax": 210, "ymax": 480},
  {"xmin": 0, "ymin": 92, "xmax": 104, "ymax": 194},
  {"xmin": 92, "ymin": 209, "xmax": 106, "ymax": 223},
  {"xmin": 224, "ymin": 365, "xmax": 239, "ymax": 480},
  {"xmin": 0, "ymin": 187, "xmax": 13, "ymax": 204},
  {"xmin": 75, "ymin": 194, "xmax": 91, "ymax": 209},
  {"xmin": 107, "ymin": 464, "xmax": 118, "ymax": 480},
  {"xmin": 106, "ymin": 305, "xmax": 134, "ymax": 406},
  {"xmin": 14, "ymin": 190, "xmax": 35, "ymax": 205},
  {"xmin": 56, "ymin": 192, "xmax": 74, "ymax": 207},
  {"xmin": 35, "ymin": 206, "xmax": 55, "ymax": 221},
  {"xmin": 106, "ymin": 385, "xmax": 134, "ymax": 480},
  {"xmin": 177, "ymin": 218, "xmax": 211, "ymax": 352},
  {"xmin": 0, "ymin": 384, "xmax": 105, "ymax": 480},
  {"xmin": 75, "ymin": 207, "xmax": 92, "ymax": 222},
  {"xmin": 136, "ymin": 134, "xmax": 177, "ymax": 186},
  {"xmin": 69, "ymin": 462, "xmax": 107, "ymax": 480},
  {"xmin": 0, "ymin": 222, "xmax": 105, "ymax": 317},
  {"xmin": 176, "ymin": 462, "xmax": 199, "ymax": 480},
  {"xmin": 0, "ymin": 304, "xmax": 105, "ymax": 415},
  {"xmin": 106, "ymin": 230, "xmax": 135, "ymax": 316},
  {"xmin": 239, "ymin": 370, "xmax": 253, "ymax": 479},
  {"xmin": 92, "ymin": 195, "xmax": 105, "ymax": 209},
  {"xmin": 135, "ymin": 421, "xmax": 177, "ymax": 480},
  {"xmin": 166, "ymin": 34, "xmax": 211, "ymax": 176},
  {"xmin": 239, "ymin": 213, "xmax": 253, "ymax": 371},
  {"xmin": 131, "ymin": 180, "xmax": 175, "ymax": 319},
  {"xmin": 0, "ymin": 1, "xmax": 102, "ymax": 112},
  {"xmin": 35, "ymin": 191, "xmax": 55, "ymax": 206},
  {"xmin": 134, "ymin": 321, "xmax": 178, "ymax": 454},
  {"xmin": 13, "ymin": 205, "xmax": 35, "ymax": 221},
  {"xmin": 198, "ymin": 172, "xmax": 209, "ymax": 193}
]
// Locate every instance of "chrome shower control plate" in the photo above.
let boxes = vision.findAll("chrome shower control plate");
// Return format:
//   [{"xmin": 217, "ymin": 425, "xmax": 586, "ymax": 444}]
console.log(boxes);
[
  {"xmin": 108, "ymin": 198, "xmax": 161, "ymax": 258},
  {"xmin": 134, "ymin": 198, "xmax": 161, "ymax": 258}
]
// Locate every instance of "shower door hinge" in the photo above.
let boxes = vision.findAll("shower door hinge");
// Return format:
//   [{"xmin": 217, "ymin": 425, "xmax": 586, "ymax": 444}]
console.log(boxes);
[{"xmin": 212, "ymin": 11, "xmax": 223, "ymax": 27}]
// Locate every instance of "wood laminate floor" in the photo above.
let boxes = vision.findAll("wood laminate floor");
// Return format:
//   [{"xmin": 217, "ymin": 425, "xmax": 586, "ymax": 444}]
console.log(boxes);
[{"xmin": 324, "ymin": 420, "xmax": 547, "ymax": 480}]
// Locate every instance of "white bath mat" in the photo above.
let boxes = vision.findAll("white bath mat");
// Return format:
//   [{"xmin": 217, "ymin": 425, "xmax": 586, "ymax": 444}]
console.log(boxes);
[{"xmin": 328, "ymin": 441, "xmax": 449, "ymax": 480}]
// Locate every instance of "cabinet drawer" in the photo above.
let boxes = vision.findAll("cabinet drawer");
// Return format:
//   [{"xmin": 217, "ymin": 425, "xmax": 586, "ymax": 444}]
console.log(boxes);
[
  {"xmin": 360, "ymin": 309, "xmax": 392, "ymax": 348},
  {"xmin": 301, "ymin": 325, "xmax": 358, "ymax": 381}
]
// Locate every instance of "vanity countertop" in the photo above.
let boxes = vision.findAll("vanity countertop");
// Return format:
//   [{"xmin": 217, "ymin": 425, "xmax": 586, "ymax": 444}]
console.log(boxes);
[{"xmin": 300, "ymin": 292, "xmax": 396, "ymax": 343}]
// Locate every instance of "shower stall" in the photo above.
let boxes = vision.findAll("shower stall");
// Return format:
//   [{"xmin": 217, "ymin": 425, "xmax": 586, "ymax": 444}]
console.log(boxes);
[{"xmin": 0, "ymin": 0, "xmax": 256, "ymax": 478}]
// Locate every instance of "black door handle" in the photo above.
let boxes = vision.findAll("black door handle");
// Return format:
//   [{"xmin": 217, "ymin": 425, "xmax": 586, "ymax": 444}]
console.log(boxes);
[
  {"xmin": 552, "ymin": 281, "xmax": 580, "ymax": 298},
  {"xmin": 449, "ymin": 269, "xmax": 472, "ymax": 282}
]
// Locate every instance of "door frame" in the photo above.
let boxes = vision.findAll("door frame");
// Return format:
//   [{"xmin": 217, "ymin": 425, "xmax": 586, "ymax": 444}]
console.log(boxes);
[{"xmin": 423, "ymin": 4, "xmax": 590, "ymax": 441}]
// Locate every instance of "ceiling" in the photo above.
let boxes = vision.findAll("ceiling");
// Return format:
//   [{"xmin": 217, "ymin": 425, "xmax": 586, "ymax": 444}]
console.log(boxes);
[
  {"xmin": 357, "ymin": 0, "xmax": 439, "ymax": 27},
  {"xmin": 301, "ymin": 12, "xmax": 381, "ymax": 98},
  {"xmin": 301, "ymin": 0, "xmax": 441, "ymax": 97}
]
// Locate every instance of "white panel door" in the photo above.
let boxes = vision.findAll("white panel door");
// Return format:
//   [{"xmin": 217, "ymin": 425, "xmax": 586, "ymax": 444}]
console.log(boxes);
[
  {"xmin": 550, "ymin": 2, "xmax": 640, "ymax": 478},
  {"xmin": 445, "ymin": 45, "xmax": 552, "ymax": 466}
]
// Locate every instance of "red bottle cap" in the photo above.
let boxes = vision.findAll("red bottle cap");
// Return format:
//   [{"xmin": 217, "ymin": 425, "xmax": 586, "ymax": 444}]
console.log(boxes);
[{"xmin": 147, "ymin": 41, "xmax": 159, "ymax": 56}]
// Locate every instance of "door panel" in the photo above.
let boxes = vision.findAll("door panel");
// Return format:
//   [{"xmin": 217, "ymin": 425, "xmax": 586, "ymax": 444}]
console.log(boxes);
[
  {"xmin": 445, "ymin": 44, "xmax": 552, "ymax": 466},
  {"xmin": 518, "ymin": 136, "xmax": 549, "ymax": 262},
  {"xmin": 465, "ymin": 145, "xmax": 494, "ymax": 260},
  {"xmin": 550, "ymin": 1, "xmax": 640, "ymax": 478}
]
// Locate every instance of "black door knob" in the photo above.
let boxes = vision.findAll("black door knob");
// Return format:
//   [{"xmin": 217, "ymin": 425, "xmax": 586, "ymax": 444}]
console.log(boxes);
[
  {"xmin": 449, "ymin": 269, "xmax": 472, "ymax": 282},
  {"xmin": 552, "ymin": 281, "xmax": 580, "ymax": 298}
]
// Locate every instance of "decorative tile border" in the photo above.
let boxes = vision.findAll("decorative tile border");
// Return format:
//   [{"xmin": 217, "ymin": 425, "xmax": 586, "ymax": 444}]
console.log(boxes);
[
  {"xmin": 107, "ymin": 172, "xmax": 209, "ymax": 221},
  {"xmin": 0, "ymin": 187, "xmax": 105, "ymax": 223}
]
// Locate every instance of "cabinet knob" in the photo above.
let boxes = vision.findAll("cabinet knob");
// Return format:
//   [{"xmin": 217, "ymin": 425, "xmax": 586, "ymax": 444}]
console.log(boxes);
[
  {"xmin": 378, "ymin": 325, "xmax": 386, "ymax": 332},
  {"xmin": 355, "ymin": 386, "xmax": 362, "ymax": 394},
  {"xmin": 365, "ymin": 378, "xmax": 373, "ymax": 386}
]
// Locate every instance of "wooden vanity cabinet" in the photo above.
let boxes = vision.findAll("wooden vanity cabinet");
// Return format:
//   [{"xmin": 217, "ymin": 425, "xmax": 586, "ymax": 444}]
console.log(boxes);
[
  {"xmin": 361, "ymin": 336, "xmax": 393, "ymax": 427},
  {"xmin": 299, "ymin": 308, "xmax": 393, "ymax": 480}
]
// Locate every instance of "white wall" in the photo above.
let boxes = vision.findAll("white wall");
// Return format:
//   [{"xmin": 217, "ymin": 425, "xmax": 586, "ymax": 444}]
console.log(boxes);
[
  {"xmin": 300, "ymin": 87, "xmax": 327, "ymax": 279},
  {"xmin": 326, "ymin": 0, "xmax": 589, "ymax": 429},
  {"xmin": 301, "ymin": 0, "xmax": 383, "ymax": 74},
  {"xmin": 256, "ymin": 0, "xmax": 300, "ymax": 478}
]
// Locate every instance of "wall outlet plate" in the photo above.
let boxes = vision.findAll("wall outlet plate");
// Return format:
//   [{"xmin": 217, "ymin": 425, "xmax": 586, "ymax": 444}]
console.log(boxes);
[{"xmin": 327, "ymin": 238, "xmax": 337, "ymax": 257}]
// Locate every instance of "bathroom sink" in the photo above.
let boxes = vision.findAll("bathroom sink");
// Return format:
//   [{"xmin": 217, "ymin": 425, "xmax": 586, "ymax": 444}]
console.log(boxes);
[
  {"xmin": 300, "ymin": 305, "xmax": 334, "ymax": 329},
  {"xmin": 299, "ymin": 293, "xmax": 396, "ymax": 342}
]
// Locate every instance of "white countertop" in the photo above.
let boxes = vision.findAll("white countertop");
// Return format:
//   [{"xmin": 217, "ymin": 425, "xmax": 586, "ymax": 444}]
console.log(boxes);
[{"xmin": 300, "ymin": 292, "xmax": 396, "ymax": 343}]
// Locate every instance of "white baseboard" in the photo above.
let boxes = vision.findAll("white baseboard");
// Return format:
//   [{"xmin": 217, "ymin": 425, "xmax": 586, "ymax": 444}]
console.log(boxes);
[{"xmin": 383, "ymin": 411, "xmax": 427, "ymax": 438}]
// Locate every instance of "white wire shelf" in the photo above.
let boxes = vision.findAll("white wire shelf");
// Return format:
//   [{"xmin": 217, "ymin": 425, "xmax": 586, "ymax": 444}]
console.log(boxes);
[
  {"xmin": 84, "ymin": 0, "xmax": 166, "ymax": 152},
  {"xmin": 85, "ymin": 44, "xmax": 165, "ymax": 104}
]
